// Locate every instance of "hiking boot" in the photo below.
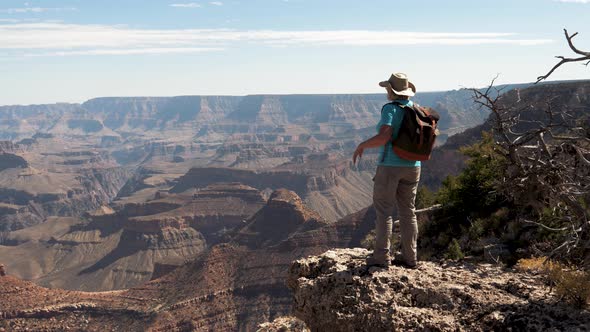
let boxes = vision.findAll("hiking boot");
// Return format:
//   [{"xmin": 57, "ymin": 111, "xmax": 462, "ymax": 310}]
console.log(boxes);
[
  {"xmin": 366, "ymin": 254, "xmax": 391, "ymax": 268},
  {"xmin": 391, "ymin": 254, "xmax": 418, "ymax": 269}
]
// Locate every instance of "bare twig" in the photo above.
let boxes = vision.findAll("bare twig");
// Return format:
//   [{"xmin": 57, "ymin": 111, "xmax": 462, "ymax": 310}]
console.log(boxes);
[
  {"xmin": 522, "ymin": 219, "xmax": 569, "ymax": 232},
  {"xmin": 574, "ymin": 146, "xmax": 590, "ymax": 166},
  {"xmin": 565, "ymin": 31, "xmax": 590, "ymax": 56},
  {"xmin": 473, "ymin": 77, "xmax": 590, "ymax": 264},
  {"xmin": 538, "ymin": 132, "xmax": 552, "ymax": 157},
  {"xmin": 537, "ymin": 29, "xmax": 590, "ymax": 83},
  {"xmin": 392, "ymin": 204, "xmax": 443, "ymax": 226}
]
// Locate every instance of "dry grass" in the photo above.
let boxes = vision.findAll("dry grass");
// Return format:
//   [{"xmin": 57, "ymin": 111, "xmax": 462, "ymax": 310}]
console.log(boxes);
[{"xmin": 517, "ymin": 257, "xmax": 590, "ymax": 308}]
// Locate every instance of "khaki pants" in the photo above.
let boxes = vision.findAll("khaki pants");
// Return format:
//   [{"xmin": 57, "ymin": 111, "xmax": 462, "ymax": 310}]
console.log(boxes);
[{"xmin": 373, "ymin": 165, "xmax": 421, "ymax": 265}]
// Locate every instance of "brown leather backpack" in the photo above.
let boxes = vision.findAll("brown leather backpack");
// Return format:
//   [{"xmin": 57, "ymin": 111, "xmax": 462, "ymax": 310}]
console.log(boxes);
[{"xmin": 390, "ymin": 101, "xmax": 440, "ymax": 161}]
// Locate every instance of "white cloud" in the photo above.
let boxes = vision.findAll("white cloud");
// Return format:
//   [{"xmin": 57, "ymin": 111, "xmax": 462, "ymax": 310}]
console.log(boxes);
[
  {"xmin": 0, "ymin": 7, "xmax": 76, "ymax": 14},
  {"xmin": 170, "ymin": 3, "xmax": 201, "ymax": 8},
  {"xmin": 554, "ymin": 0, "xmax": 590, "ymax": 3},
  {"xmin": 25, "ymin": 47, "xmax": 223, "ymax": 57},
  {"xmin": 210, "ymin": 1, "xmax": 223, "ymax": 5},
  {"xmin": 0, "ymin": 22, "xmax": 554, "ymax": 57}
]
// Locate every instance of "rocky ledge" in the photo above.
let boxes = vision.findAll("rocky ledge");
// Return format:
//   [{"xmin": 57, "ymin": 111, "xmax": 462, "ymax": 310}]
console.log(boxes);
[{"xmin": 287, "ymin": 248, "xmax": 590, "ymax": 332}]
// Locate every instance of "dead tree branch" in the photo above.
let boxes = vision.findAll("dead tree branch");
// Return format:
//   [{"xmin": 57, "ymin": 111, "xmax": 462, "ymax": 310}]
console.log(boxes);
[
  {"xmin": 393, "ymin": 205, "xmax": 443, "ymax": 226},
  {"xmin": 472, "ymin": 80, "xmax": 590, "ymax": 264},
  {"xmin": 537, "ymin": 29, "xmax": 590, "ymax": 83}
]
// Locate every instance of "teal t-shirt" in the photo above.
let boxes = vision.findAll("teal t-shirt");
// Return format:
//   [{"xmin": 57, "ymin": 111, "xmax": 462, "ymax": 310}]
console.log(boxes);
[{"xmin": 377, "ymin": 100, "xmax": 421, "ymax": 167}]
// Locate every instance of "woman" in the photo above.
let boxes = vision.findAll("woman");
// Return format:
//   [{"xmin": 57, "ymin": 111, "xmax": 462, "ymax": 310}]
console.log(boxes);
[{"xmin": 352, "ymin": 72, "xmax": 421, "ymax": 269}]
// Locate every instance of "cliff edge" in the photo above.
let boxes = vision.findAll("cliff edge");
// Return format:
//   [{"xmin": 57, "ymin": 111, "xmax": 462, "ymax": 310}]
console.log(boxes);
[{"xmin": 287, "ymin": 248, "xmax": 590, "ymax": 331}]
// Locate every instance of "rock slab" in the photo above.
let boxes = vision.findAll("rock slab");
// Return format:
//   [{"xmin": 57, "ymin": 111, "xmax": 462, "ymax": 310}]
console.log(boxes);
[{"xmin": 287, "ymin": 248, "xmax": 590, "ymax": 332}]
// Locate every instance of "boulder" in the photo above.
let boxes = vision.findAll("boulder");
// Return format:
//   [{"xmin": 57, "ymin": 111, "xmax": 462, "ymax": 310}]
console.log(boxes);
[{"xmin": 287, "ymin": 248, "xmax": 590, "ymax": 332}]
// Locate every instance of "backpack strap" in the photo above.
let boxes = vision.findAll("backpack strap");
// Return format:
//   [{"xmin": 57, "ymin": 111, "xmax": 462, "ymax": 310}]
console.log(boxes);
[
  {"xmin": 380, "ymin": 103, "xmax": 397, "ymax": 163},
  {"xmin": 380, "ymin": 101, "xmax": 410, "ymax": 163},
  {"xmin": 391, "ymin": 100, "xmax": 413, "ymax": 109}
]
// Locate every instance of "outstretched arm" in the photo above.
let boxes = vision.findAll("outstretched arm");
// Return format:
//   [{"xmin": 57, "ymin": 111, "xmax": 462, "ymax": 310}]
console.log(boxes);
[{"xmin": 353, "ymin": 125, "xmax": 393, "ymax": 164}]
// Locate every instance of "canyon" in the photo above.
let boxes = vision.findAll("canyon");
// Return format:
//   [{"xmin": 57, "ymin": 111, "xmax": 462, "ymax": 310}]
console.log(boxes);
[
  {"xmin": 0, "ymin": 189, "xmax": 383, "ymax": 331},
  {"xmin": 1, "ymin": 80, "xmax": 589, "ymax": 330},
  {"xmin": 3, "ymin": 188, "xmax": 588, "ymax": 331},
  {"xmin": 0, "ymin": 87, "xmax": 507, "ymax": 233},
  {"xmin": 0, "ymin": 88, "xmax": 492, "ymax": 291}
]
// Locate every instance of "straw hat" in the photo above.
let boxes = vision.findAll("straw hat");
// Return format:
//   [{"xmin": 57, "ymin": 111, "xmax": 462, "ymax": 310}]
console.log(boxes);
[{"xmin": 379, "ymin": 73, "xmax": 416, "ymax": 97}]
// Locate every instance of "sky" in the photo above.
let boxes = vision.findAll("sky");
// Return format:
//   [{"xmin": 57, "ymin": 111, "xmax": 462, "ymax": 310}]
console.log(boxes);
[{"xmin": 0, "ymin": 0, "xmax": 589, "ymax": 105}]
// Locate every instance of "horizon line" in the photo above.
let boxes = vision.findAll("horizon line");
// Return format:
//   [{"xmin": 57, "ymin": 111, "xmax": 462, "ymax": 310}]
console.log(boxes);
[{"xmin": 1, "ymin": 79, "xmax": 588, "ymax": 107}]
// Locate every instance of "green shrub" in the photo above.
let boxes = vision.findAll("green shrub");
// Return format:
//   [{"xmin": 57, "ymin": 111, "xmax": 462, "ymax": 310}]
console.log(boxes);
[
  {"xmin": 415, "ymin": 186, "xmax": 435, "ymax": 209},
  {"xmin": 468, "ymin": 218, "xmax": 485, "ymax": 241},
  {"xmin": 445, "ymin": 238, "xmax": 465, "ymax": 260},
  {"xmin": 421, "ymin": 132, "xmax": 511, "ymax": 256},
  {"xmin": 435, "ymin": 132, "xmax": 506, "ymax": 213}
]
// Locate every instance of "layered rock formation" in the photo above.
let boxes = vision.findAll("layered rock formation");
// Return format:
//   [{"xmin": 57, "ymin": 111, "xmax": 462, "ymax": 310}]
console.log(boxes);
[
  {"xmin": 288, "ymin": 248, "xmax": 590, "ymax": 331},
  {"xmin": 115, "ymin": 182, "xmax": 268, "ymax": 246},
  {"xmin": 1, "ymin": 90, "xmax": 492, "ymax": 141},
  {"xmin": 0, "ymin": 153, "xmax": 28, "ymax": 171},
  {"xmin": 0, "ymin": 189, "xmax": 376, "ymax": 331},
  {"xmin": 0, "ymin": 141, "xmax": 22, "ymax": 153},
  {"xmin": 0, "ymin": 103, "xmax": 80, "ymax": 140},
  {"xmin": 171, "ymin": 154, "xmax": 377, "ymax": 222},
  {"xmin": 233, "ymin": 189, "xmax": 328, "ymax": 248},
  {"xmin": 136, "ymin": 189, "xmax": 337, "ymax": 331},
  {"xmin": 0, "ymin": 164, "xmax": 131, "ymax": 231},
  {"xmin": 0, "ymin": 183, "xmax": 267, "ymax": 291},
  {"xmin": 82, "ymin": 96, "xmax": 241, "ymax": 133},
  {"xmin": 0, "ymin": 214, "xmax": 207, "ymax": 291},
  {"xmin": 0, "ymin": 276, "xmax": 151, "ymax": 331}
]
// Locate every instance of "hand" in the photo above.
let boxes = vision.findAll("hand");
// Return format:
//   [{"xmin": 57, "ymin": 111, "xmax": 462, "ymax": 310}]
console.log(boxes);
[{"xmin": 353, "ymin": 144, "xmax": 364, "ymax": 164}]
